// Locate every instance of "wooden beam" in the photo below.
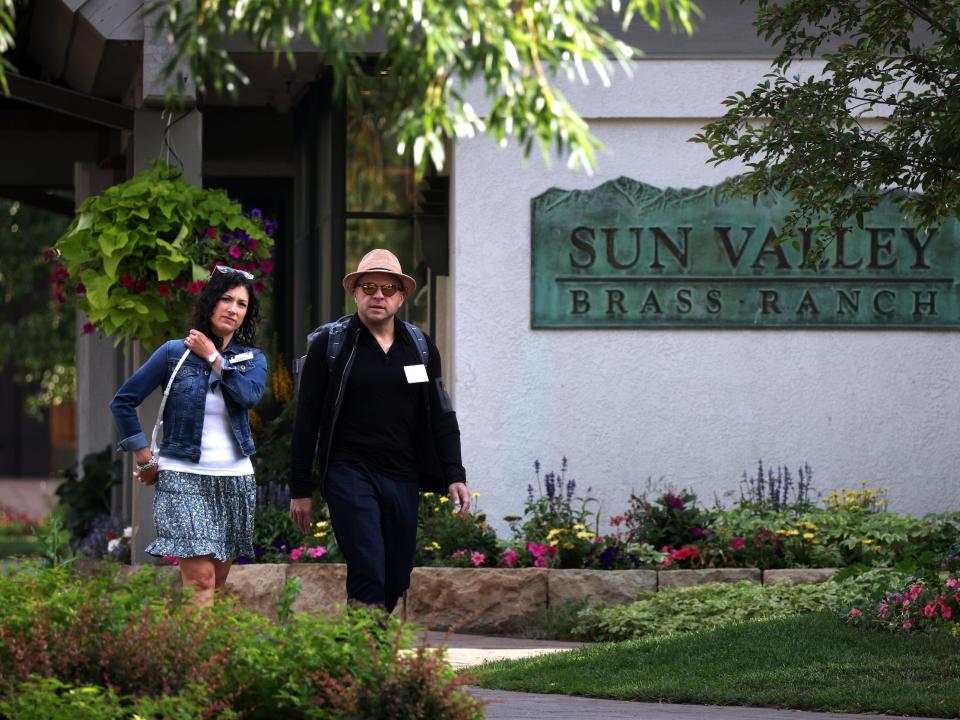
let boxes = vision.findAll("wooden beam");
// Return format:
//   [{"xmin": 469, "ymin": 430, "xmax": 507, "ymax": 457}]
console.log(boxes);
[{"xmin": 6, "ymin": 74, "xmax": 133, "ymax": 130}]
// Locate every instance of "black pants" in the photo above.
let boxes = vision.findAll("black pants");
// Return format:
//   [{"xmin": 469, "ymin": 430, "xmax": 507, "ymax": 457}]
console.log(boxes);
[{"xmin": 324, "ymin": 461, "xmax": 420, "ymax": 612}]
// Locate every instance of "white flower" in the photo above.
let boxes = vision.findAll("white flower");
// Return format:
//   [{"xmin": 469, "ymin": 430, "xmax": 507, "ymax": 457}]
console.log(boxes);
[{"xmin": 123, "ymin": 526, "xmax": 133, "ymax": 539}]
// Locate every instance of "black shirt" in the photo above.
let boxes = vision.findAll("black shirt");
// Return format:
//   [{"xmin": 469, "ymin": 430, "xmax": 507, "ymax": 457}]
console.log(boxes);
[{"xmin": 329, "ymin": 320, "xmax": 422, "ymax": 481}]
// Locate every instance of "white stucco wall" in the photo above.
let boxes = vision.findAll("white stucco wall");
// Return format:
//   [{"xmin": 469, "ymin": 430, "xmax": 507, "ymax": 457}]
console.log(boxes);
[{"xmin": 451, "ymin": 60, "xmax": 960, "ymax": 534}]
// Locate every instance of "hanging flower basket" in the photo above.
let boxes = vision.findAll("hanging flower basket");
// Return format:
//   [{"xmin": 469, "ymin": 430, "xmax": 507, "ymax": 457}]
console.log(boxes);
[{"xmin": 53, "ymin": 160, "xmax": 275, "ymax": 349}]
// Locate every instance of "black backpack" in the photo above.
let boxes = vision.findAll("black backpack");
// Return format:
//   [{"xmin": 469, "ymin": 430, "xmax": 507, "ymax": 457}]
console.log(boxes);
[{"xmin": 293, "ymin": 316, "xmax": 429, "ymax": 390}]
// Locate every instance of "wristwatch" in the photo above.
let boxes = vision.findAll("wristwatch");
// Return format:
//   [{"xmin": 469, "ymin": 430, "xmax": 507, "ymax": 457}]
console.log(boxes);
[{"xmin": 206, "ymin": 351, "xmax": 220, "ymax": 364}]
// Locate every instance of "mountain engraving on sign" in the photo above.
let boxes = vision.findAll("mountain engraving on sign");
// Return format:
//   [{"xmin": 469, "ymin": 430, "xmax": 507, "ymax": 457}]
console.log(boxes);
[{"xmin": 530, "ymin": 178, "xmax": 959, "ymax": 328}]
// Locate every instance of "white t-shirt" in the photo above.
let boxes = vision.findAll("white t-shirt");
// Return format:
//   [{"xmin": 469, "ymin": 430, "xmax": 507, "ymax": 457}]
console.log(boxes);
[{"xmin": 159, "ymin": 381, "xmax": 254, "ymax": 476}]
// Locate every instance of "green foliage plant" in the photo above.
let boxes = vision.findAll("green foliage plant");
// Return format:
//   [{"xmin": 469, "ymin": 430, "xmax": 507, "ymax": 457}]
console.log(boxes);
[
  {"xmin": 54, "ymin": 447, "xmax": 121, "ymax": 544},
  {"xmin": 695, "ymin": 0, "xmax": 960, "ymax": 266},
  {"xmin": 148, "ymin": 0, "xmax": 700, "ymax": 175},
  {"xmin": 572, "ymin": 568, "xmax": 912, "ymax": 642},
  {"xmin": 624, "ymin": 488, "xmax": 712, "ymax": 551},
  {"xmin": 846, "ymin": 575, "xmax": 960, "ymax": 634},
  {"xmin": 417, "ymin": 490, "xmax": 498, "ymax": 567},
  {"xmin": 0, "ymin": 564, "xmax": 483, "ymax": 719},
  {"xmin": 53, "ymin": 161, "xmax": 273, "ymax": 348},
  {"xmin": 31, "ymin": 509, "xmax": 74, "ymax": 568}
]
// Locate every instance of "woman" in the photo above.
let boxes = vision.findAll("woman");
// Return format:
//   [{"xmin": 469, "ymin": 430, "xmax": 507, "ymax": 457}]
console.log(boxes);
[{"xmin": 110, "ymin": 266, "xmax": 267, "ymax": 606}]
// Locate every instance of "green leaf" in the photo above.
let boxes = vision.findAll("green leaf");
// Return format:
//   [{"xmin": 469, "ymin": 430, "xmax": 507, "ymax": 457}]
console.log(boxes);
[
  {"xmin": 76, "ymin": 212, "xmax": 93, "ymax": 232},
  {"xmin": 153, "ymin": 256, "xmax": 186, "ymax": 281},
  {"xmin": 192, "ymin": 263, "xmax": 208, "ymax": 281},
  {"xmin": 80, "ymin": 271, "xmax": 113, "ymax": 311},
  {"xmin": 97, "ymin": 230, "xmax": 129, "ymax": 258}
]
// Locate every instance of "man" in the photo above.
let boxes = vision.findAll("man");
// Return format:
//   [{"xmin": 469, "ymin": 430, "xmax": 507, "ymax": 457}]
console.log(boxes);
[{"xmin": 289, "ymin": 248, "xmax": 469, "ymax": 613}]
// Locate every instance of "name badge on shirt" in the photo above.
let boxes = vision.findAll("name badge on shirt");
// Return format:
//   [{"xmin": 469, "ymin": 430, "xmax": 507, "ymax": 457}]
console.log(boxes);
[
  {"xmin": 404, "ymin": 364, "xmax": 429, "ymax": 384},
  {"xmin": 232, "ymin": 351, "xmax": 254, "ymax": 363}
]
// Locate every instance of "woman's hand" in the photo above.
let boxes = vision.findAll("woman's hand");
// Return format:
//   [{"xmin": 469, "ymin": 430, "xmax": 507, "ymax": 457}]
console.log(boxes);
[
  {"xmin": 184, "ymin": 329, "xmax": 217, "ymax": 361},
  {"xmin": 133, "ymin": 448, "xmax": 158, "ymax": 486}
]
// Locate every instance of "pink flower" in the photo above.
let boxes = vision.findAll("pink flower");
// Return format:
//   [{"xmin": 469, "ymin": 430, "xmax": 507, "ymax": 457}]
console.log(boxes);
[
  {"xmin": 850, "ymin": 607, "xmax": 862, "ymax": 619},
  {"xmin": 308, "ymin": 546, "xmax": 327, "ymax": 559},
  {"xmin": 946, "ymin": 578, "xmax": 960, "ymax": 589},
  {"xmin": 533, "ymin": 556, "xmax": 548, "ymax": 568},
  {"xmin": 260, "ymin": 260, "xmax": 274, "ymax": 274},
  {"xmin": 666, "ymin": 493, "xmax": 685, "ymax": 510},
  {"xmin": 245, "ymin": 238, "xmax": 257, "ymax": 251},
  {"xmin": 609, "ymin": 515, "xmax": 625, "ymax": 527},
  {"xmin": 728, "ymin": 537, "xmax": 745, "ymax": 551},
  {"xmin": 82, "ymin": 322, "xmax": 94, "ymax": 334},
  {"xmin": 228, "ymin": 244, "xmax": 243, "ymax": 259},
  {"xmin": 120, "ymin": 274, "xmax": 135, "ymax": 288},
  {"xmin": 157, "ymin": 283, "xmax": 171, "ymax": 297},
  {"xmin": 909, "ymin": 584, "xmax": 924, "ymax": 600},
  {"xmin": 902, "ymin": 620, "xmax": 913, "ymax": 630},
  {"xmin": 923, "ymin": 602, "xmax": 937, "ymax": 618},
  {"xmin": 471, "ymin": 551, "xmax": 485, "ymax": 567},
  {"xmin": 450, "ymin": 548, "xmax": 468, "ymax": 559},
  {"xmin": 245, "ymin": 260, "xmax": 258, "ymax": 272},
  {"xmin": 290, "ymin": 546, "xmax": 304, "ymax": 561},
  {"xmin": 502, "ymin": 548, "xmax": 518, "ymax": 568},
  {"xmin": 879, "ymin": 603, "xmax": 889, "ymax": 617},
  {"xmin": 187, "ymin": 281, "xmax": 205, "ymax": 294}
]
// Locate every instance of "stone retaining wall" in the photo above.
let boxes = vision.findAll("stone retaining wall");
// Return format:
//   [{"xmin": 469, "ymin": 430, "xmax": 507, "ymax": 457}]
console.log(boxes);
[{"xmin": 209, "ymin": 564, "xmax": 838, "ymax": 633}]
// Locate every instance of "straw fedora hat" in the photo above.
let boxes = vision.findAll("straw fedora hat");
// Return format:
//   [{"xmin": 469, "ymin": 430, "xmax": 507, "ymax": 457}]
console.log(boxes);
[{"xmin": 342, "ymin": 248, "xmax": 417, "ymax": 296}]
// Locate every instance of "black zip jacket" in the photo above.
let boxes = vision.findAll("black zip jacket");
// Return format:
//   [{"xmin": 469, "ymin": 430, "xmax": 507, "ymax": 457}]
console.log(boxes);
[{"xmin": 289, "ymin": 314, "xmax": 466, "ymax": 499}]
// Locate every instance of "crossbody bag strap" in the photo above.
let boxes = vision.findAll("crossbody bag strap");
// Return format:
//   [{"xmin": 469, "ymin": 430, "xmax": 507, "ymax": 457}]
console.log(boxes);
[{"xmin": 149, "ymin": 348, "xmax": 192, "ymax": 455}]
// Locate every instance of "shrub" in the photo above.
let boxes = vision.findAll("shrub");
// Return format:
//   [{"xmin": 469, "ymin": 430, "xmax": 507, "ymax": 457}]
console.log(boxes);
[
  {"xmin": 0, "ymin": 564, "xmax": 484, "ymax": 719},
  {"xmin": 573, "ymin": 568, "xmax": 912, "ymax": 642}
]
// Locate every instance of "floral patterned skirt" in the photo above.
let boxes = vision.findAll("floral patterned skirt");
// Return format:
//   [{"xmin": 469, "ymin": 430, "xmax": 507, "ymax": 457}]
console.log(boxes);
[{"xmin": 145, "ymin": 470, "xmax": 256, "ymax": 562}]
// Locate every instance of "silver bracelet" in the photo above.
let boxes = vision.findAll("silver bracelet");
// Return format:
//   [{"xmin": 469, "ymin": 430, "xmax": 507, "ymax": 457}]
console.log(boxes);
[{"xmin": 136, "ymin": 456, "xmax": 158, "ymax": 471}]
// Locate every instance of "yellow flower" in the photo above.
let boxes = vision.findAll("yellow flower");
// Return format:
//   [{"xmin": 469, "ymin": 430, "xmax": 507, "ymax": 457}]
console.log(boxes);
[
  {"xmin": 313, "ymin": 532, "xmax": 326, "ymax": 538},
  {"xmin": 549, "ymin": 540, "xmax": 559, "ymax": 547},
  {"xmin": 248, "ymin": 409, "xmax": 263, "ymax": 436},
  {"xmin": 271, "ymin": 362, "xmax": 294, "ymax": 404},
  {"xmin": 472, "ymin": 492, "xmax": 480, "ymax": 499},
  {"xmin": 776, "ymin": 529, "xmax": 789, "ymax": 536},
  {"xmin": 546, "ymin": 528, "xmax": 564, "ymax": 539},
  {"xmin": 576, "ymin": 531, "xmax": 595, "ymax": 540},
  {"xmin": 439, "ymin": 496, "xmax": 449, "ymax": 504},
  {"xmin": 451, "ymin": 510, "xmax": 458, "ymax": 516},
  {"xmin": 562, "ymin": 542, "xmax": 575, "ymax": 550},
  {"xmin": 315, "ymin": 520, "xmax": 329, "ymax": 528},
  {"xmin": 423, "ymin": 492, "xmax": 434, "ymax": 497},
  {"xmin": 431, "ymin": 541, "xmax": 441, "ymax": 550},
  {"xmin": 572, "ymin": 523, "xmax": 586, "ymax": 531},
  {"xmin": 862, "ymin": 538, "xmax": 875, "ymax": 545},
  {"xmin": 811, "ymin": 539, "xmax": 821, "ymax": 545},
  {"xmin": 433, "ymin": 507, "xmax": 439, "ymax": 513},
  {"xmin": 802, "ymin": 532, "xmax": 815, "ymax": 540},
  {"xmin": 479, "ymin": 522, "xmax": 488, "ymax": 530},
  {"xmin": 787, "ymin": 529, "xmax": 800, "ymax": 537}
]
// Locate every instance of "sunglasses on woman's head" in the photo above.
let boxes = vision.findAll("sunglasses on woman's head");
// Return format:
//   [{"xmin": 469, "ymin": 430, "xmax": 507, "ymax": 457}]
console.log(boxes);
[
  {"xmin": 215, "ymin": 265, "xmax": 254, "ymax": 280},
  {"xmin": 357, "ymin": 282, "xmax": 402, "ymax": 297}
]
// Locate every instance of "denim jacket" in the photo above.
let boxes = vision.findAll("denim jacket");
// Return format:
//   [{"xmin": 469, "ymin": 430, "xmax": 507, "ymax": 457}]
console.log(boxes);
[{"xmin": 110, "ymin": 338, "xmax": 267, "ymax": 462}]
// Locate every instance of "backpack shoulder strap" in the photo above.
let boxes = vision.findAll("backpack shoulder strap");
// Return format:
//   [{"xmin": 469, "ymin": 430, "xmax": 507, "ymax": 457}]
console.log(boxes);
[
  {"xmin": 403, "ymin": 321, "xmax": 429, "ymax": 366},
  {"xmin": 324, "ymin": 316, "xmax": 353, "ymax": 372}
]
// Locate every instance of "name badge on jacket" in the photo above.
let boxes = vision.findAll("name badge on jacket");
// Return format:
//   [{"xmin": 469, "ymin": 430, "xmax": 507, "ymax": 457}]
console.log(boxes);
[
  {"xmin": 404, "ymin": 364, "xmax": 429, "ymax": 384},
  {"xmin": 232, "ymin": 351, "xmax": 254, "ymax": 363}
]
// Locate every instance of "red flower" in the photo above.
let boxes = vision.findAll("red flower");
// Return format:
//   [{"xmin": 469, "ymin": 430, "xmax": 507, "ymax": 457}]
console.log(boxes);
[
  {"xmin": 260, "ymin": 260, "xmax": 273, "ymax": 274},
  {"xmin": 75, "ymin": 282, "xmax": 86, "ymax": 295},
  {"xmin": 134, "ymin": 280, "xmax": 147, "ymax": 293},
  {"xmin": 173, "ymin": 276, "xmax": 186, "ymax": 289},
  {"xmin": 187, "ymin": 281, "xmax": 205, "ymax": 294},
  {"xmin": 228, "ymin": 244, "xmax": 243, "ymax": 259},
  {"xmin": 245, "ymin": 260, "xmax": 258, "ymax": 272},
  {"xmin": 157, "ymin": 284, "xmax": 171, "ymax": 297},
  {"xmin": 206, "ymin": 227, "xmax": 218, "ymax": 239},
  {"xmin": 82, "ymin": 322, "xmax": 95, "ymax": 334},
  {"xmin": 254, "ymin": 280, "xmax": 266, "ymax": 293},
  {"xmin": 728, "ymin": 536, "xmax": 745, "ymax": 551},
  {"xmin": 245, "ymin": 238, "xmax": 257, "ymax": 251},
  {"xmin": 666, "ymin": 493, "xmax": 685, "ymax": 510},
  {"xmin": 210, "ymin": 259, "xmax": 224, "ymax": 269},
  {"xmin": 53, "ymin": 289, "xmax": 64, "ymax": 303},
  {"xmin": 119, "ymin": 274, "xmax": 136, "ymax": 288}
]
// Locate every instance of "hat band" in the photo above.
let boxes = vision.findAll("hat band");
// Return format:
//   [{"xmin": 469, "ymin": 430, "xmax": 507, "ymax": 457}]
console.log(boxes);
[{"xmin": 361, "ymin": 266, "xmax": 400, "ymax": 273}]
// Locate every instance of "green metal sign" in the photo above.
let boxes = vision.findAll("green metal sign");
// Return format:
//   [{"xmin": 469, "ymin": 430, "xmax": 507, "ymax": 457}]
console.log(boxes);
[{"xmin": 531, "ymin": 178, "xmax": 960, "ymax": 329}]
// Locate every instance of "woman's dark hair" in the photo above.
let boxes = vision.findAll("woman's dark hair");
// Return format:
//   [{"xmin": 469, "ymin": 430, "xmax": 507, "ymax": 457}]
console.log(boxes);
[{"xmin": 189, "ymin": 269, "xmax": 261, "ymax": 349}]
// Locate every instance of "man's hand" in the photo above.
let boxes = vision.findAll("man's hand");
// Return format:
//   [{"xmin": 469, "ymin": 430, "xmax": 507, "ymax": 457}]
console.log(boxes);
[
  {"xmin": 448, "ymin": 482, "xmax": 470, "ymax": 516},
  {"xmin": 290, "ymin": 497, "xmax": 313, "ymax": 533}
]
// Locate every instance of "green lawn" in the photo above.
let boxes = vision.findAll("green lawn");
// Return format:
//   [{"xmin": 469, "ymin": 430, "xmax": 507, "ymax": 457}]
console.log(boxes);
[
  {"xmin": 0, "ymin": 535, "xmax": 40, "ymax": 559},
  {"xmin": 470, "ymin": 613, "xmax": 960, "ymax": 717}
]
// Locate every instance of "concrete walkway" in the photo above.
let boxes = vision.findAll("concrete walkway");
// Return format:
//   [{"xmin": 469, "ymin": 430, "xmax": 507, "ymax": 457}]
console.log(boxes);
[{"xmin": 425, "ymin": 633, "xmax": 943, "ymax": 720}]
